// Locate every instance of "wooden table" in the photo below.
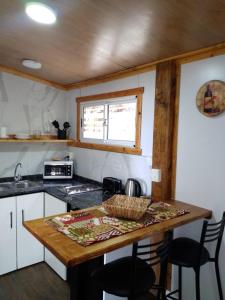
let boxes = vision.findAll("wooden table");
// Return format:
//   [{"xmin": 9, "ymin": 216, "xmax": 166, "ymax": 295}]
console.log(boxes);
[{"xmin": 24, "ymin": 200, "xmax": 211, "ymax": 300}]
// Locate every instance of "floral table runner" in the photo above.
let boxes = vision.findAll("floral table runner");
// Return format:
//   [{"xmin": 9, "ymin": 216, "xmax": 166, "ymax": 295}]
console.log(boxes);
[{"xmin": 46, "ymin": 202, "xmax": 189, "ymax": 247}]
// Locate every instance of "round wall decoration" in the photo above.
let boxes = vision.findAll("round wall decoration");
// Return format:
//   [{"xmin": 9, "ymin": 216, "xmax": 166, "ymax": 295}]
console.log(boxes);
[{"xmin": 196, "ymin": 80, "xmax": 225, "ymax": 117}]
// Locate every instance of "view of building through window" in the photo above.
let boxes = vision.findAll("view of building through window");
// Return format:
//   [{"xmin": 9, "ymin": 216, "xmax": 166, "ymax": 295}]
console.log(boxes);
[
  {"xmin": 81, "ymin": 99, "xmax": 136, "ymax": 145},
  {"xmin": 108, "ymin": 102, "xmax": 136, "ymax": 141},
  {"xmin": 77, "ymin": 87, "xmax": 143, "ymax": 151},
  {"xmin": 83, "ymin": 105, "xmax": 104, "ymax": 139}
]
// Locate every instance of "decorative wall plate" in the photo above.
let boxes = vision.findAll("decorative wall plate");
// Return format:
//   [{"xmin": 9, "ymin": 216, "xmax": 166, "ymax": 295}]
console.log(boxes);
[{"xmin": 196, "ymin": 80, "xmax": 225, "ymax": 117}]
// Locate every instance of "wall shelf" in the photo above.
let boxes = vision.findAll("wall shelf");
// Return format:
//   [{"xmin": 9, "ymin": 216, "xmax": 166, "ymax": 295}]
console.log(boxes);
[{"xmin": 0, "ymin": 138, "xmax": 74, "ymax": 144}]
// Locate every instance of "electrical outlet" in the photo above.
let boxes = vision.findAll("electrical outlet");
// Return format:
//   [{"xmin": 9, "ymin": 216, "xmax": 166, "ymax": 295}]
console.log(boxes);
[{"xmin": 151, "ymin": 169, "xmax": 161, "ymax": 182}]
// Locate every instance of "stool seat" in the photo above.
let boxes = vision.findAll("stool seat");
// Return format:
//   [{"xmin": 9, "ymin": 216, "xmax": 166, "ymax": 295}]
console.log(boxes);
[
  {"xmin": 91, "ymin": 233, "xmax": 172, "ymax": 300},
  {"xmin": 167, "ymin": 212, "xmax": 225, "ymax": 300},
  {"xmin": 92, "ymin": 256, "xmax": 155, "ymax": 297},
  {"xmin": 169, "ymin": 237, "xmax": 210, "ymax": 268}
]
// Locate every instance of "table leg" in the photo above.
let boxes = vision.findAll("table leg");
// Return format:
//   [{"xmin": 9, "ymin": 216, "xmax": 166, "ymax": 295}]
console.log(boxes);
[{"xmin": 67, "ymin": 256, "xmax": 104, "ymax": 300}]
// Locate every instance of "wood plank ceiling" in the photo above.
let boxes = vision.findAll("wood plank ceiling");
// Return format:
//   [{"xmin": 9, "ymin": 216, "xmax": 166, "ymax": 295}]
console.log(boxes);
[{"xmin": 0, "ymin": 0, "xmax": 225, "ymax": 86}]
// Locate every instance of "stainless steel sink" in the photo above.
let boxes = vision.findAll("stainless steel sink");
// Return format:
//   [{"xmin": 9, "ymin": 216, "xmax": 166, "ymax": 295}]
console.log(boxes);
[
  {"xmin": 14, "ymin": 180, "xmax": 42, "ymax": 189},
  {"xmin": 0, "ymin": 180, "xmax": 42, "ymax": 191},
  {"xmin": 0, "ymin": 182, "xmax": 12, "ymax": 192}
]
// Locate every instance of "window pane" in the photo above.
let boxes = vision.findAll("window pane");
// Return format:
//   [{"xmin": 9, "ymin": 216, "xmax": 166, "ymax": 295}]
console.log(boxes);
[
  {"xmin": 83, "ymin": 105, "xmax": 104, "ymax": 139},
  {"xmin": 108, "ymin": 102, "xmax": 136, "ymax": 141}
]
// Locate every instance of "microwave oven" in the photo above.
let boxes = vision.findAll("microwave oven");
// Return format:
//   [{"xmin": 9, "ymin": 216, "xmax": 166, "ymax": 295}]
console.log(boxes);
[{"xmin": 43, "ymin": 161, "xmax": 73, "ymax": 179}]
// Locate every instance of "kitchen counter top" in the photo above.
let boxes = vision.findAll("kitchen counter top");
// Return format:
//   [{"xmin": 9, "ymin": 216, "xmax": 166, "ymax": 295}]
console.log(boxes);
[
  {"xmin": 24, "ymin": 201, "xmax": 212, "ymax": 268},
  {"xmin": 23, "ymin": 200, "xmax": 212, "ymax": 300},
  {"xmin": 0, "ymin": 175, "xmax": 111, "ymax": 210}
]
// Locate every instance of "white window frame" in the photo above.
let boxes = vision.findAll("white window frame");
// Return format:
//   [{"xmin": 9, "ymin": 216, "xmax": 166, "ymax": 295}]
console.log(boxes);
[{"xmin": 80, "ymin": 96, "xmax": 137, "ymax": 147}]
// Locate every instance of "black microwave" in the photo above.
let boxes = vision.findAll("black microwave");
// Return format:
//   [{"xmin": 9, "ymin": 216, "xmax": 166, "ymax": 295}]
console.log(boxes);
[{"xmin": 43, "ymin": 161, "xmax": 73, "ymax": 179}]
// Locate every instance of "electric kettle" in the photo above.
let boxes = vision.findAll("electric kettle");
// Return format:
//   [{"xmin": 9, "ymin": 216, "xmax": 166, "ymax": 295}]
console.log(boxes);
[{"xmin": 125, "ymin": 178, "xmax": 141, "ymax": 197}]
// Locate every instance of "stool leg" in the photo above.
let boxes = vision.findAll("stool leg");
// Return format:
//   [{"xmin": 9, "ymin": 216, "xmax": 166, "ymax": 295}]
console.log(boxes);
[
  {"xmin": 194, "ymin": 268, "xmax": 200, "ymax": 300},
  {"xmin": 215, "ymin": 260, "xmax": 224, "ymax": 300},
  {"xmin": 178, "ymin": 265, "xmax": 182, "ymax": 300}
]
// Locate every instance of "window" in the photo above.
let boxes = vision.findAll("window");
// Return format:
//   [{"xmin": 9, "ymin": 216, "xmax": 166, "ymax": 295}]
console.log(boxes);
[
  {"xmin": 82, "ymin": 104, "xmax": 104, "ymax": 140},
  {"xmin": 76, "ymin": 87, "xmax": 144, "ymax": 154}
]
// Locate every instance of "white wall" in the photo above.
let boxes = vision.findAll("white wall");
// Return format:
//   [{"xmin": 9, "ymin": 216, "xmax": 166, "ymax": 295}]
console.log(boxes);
[
  {"xmin": 68, "ymin": 71, "xmax": 156, "ymax": 195},
  {"xmin": 0, "ymin": 72, "xmax": 69, "ymax": 177},
  {"xmin": 0, "ymin": 69, "xmax": 155, "ymax": 184},
  {"xmin": 174, "ymin": 54, "xmax": 225, "ymax": 300},
  {"xmin": 67, "ymin": 73, "xmax": 156, "ymax": 300}
]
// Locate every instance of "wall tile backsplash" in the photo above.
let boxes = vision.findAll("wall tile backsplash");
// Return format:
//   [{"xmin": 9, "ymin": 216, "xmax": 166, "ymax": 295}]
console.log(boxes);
[
  {"xmin": 0, "ymin": 143, "xmax": 68, "ymax": 177},
  {"xmin": 0, "ymin": 72, "xmax": 68, "ymax": 135},
  {"xmin": 0, "ymin": 72, "xmax": 69, "ymax": 177},
  {"xmin": 69, "ymin": 146, "xmax": 152, "ymax": 196},
  {"xmin": 0, "ymin": 70, "xmax": 153, "ymax": 196}
]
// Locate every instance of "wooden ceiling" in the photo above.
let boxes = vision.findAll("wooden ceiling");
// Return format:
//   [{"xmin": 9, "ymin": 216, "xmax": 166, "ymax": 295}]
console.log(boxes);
[{"xmin": 0, "ymin": 0, "xmax": 225, "ymax": 88}]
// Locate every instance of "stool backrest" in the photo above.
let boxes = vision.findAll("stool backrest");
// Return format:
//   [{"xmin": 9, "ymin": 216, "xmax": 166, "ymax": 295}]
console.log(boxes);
[
  {"xmin": 200, "ymin": 211, "xmax": 225, "ymax": 259},
  {"xmin": 131, "ymin": 231, "xmax": 172, "ymax": 299},
  {"xmin": 132, "ymin": 231, "xmax": 172, "ymax": 266}
]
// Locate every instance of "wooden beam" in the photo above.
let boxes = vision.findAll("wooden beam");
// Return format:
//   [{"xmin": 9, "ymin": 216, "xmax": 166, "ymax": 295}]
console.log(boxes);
[
  {"xmin": 151, "ymin": 60, "xmax": 177, "ymax": 202},
  {"xmin": 151, "ymin": 61, "xmax": 179, "ymax": 289},
  {"xmin": 66, "ymin": 66, "xmax": 156, "ymax": 90},
  {"xmin": 2, "ymin": 42, "xmax": 225, "ymax": 91},
  {"xmin": 66, "ymin": 42, "xmax": 225, "ymax": 90},
  {"xmin": 171, "ymin": 64, "xmax": 181, "ymax": 199},
  {"xmin": 0, "ymin": 65, "xmax": 67, "ymax": 91},
  {"xmin": 68, "ymin": 141, "xmax": 142, "ymax": 156},
  {"xmin": 76, "ymin": 87, "xmax": 144, "ymax": 102}
]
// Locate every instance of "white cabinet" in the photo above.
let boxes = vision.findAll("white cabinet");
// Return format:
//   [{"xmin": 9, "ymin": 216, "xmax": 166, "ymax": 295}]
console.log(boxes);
[
  {"xmin": 44, "ymin": 193, "xmax": 67, "ymax": 280},
  {"xmin": 17, "ymin": 193, "xmax": 44, "ymax": 269},
  {"xmin": 0, "ymin": 193, "xmax": 44, "ymax": 275},
  {"xmin": 0, "ymin": 197, "xmax": 17, "ymax": 275}
]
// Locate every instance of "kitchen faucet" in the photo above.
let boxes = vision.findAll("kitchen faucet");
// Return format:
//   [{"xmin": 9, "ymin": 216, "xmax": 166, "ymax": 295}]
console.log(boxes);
[{"xmin": 14, "ymin": 163, "xmax": 22, "ymax": 182}]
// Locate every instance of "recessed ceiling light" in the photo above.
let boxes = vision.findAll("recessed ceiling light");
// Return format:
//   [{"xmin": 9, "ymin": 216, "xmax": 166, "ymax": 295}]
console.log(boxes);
[
  {"xmin": 25, "ymin": 2, "xmax": 57, "ymax": 25},
  {"xmin": 22, "ymin": 59, "xmax": 42, "ymax": 69}
]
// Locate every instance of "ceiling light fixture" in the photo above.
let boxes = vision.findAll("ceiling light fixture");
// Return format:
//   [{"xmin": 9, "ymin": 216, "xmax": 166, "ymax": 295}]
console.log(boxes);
[
  {"xmin": 22, "ymin": 59, "xmax": 42, "ymax": 69},
  {"xmin": 25, "ymin": 2, "xmax": 57, "ymax": 25}
]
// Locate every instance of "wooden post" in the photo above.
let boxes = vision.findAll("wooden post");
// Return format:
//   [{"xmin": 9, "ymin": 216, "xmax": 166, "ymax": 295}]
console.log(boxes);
[
  {"xmin": 151, "ymin": 60, "xmax": 178, "ymax": 202},
  {"xmin": 151, "ymin": 60, "xmax": 179, "ymax": 288}
]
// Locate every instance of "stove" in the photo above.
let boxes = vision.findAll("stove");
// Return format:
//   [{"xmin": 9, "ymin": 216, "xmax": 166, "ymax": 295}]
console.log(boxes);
[
  {"xmin": 51, "ymin": 181, "xmax": 114, "ymax": 211},
  {"xmin": 67, "ymin": 190, "xmax": 114, "ymax": 210},
  {"xmin": 57, "ymin": 183, "xmax": 102, "ymax": 195}
]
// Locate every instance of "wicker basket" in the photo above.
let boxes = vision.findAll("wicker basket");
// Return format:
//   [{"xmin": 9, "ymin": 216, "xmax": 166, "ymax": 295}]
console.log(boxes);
[{"xmin": 103, "ymin": 194, "xmax": 150, "ymax": 220}]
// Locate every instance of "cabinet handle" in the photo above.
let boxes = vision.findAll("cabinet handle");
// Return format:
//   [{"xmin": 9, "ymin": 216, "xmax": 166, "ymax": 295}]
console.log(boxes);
[
  {"xmin": 22, "ymin": 209, "xmax": 25, "ymax": 223},
  {"xmin": 10, "ymin": 212, "xmax": 13, "ymax": 228}
]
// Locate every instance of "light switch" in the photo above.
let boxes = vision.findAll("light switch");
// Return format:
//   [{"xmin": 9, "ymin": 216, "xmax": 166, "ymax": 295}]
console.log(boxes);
[{"xmin": 151, "ymin": 169, "xmax": 161, "ymax": 182}]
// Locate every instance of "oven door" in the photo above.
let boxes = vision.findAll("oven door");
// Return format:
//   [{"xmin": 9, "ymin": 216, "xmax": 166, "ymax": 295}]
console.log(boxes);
[{"xmin": 43, "ymin": 162, "xmax": 73, "ymax": 179}]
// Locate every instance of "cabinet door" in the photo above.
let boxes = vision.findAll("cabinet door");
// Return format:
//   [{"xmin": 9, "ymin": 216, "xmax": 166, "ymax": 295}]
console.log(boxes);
[
  {"xmin": 0, "ymin": 197, "xmax": 17, "ymax": 275},
  {"xmin": 17, "ymin": 193, "xmax": 44, "ymax": 269},
  {"xmin": 44, "ymin": 193, "xmax": 67, "ymax": 280}
]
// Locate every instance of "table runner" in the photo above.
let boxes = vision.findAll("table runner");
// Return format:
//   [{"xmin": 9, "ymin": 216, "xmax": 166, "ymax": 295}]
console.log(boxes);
[{"xmin": 46, "ymin": 202, "xmax": 189, "ymax": 246}]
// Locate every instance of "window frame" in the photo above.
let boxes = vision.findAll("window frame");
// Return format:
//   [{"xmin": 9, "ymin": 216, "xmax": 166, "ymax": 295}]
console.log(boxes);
[
  {"xmin": 75, "ymin": 87, "xmax": 144, "ymax": 155},
  {"xmin": 80, "ymin": 96, "xmax": 137, "ymax": 146}
]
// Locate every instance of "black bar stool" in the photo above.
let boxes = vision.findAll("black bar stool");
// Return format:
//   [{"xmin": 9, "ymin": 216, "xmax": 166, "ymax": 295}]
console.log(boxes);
[
  {"xmin": 167, "ymin": 212, "xmax": 225, "ymax": 300},
  {"xmin": 91, "ymin": 231, "xmax": 172, "ymax": 300}
]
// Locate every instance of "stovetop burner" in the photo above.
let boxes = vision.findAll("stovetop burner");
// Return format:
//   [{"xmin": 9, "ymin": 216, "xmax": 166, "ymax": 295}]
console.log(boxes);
[{"xmin": 57, "ymin": 183, "xmax": 102, "ymax": 195}]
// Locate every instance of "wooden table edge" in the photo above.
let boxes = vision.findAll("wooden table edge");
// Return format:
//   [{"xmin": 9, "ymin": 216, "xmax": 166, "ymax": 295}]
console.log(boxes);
[{"xmin": 24, "ymin": 200, "xmax": 212, "ymax": 268}]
